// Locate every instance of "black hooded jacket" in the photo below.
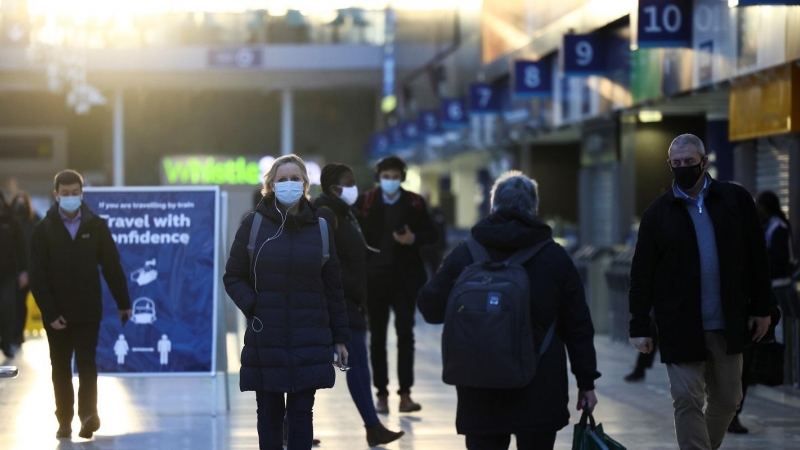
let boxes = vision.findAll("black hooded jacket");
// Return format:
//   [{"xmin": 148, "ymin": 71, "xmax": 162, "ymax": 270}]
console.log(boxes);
[
  {"xmin": 0, "ymin": 211, "xmax": 26, "ymax": 279},
  {"xmin": 314, "ymin": 193, "xmax": 368, "ymax": 330},
  {"xmin": 224, "ymin": 195, "xmax": 350, "ymax": 393},
  {"xmin": 417, "ymin": 209, "xmax": 600, "ymax": 435},
  {"xmin": 29, "ymin": 202, "xmax": 131, "ymax": 324}
]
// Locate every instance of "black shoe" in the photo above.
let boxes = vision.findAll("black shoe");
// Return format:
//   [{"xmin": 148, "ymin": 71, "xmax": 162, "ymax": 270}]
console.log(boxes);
[
  {"xmin": 79, "ymin": 414, "xmax": 100, "ymax": 439},
  {"xmin": 728, "ymin": 415, "xmax": 749, "ymax": 434},
  {"xmin": 56, "ymin": 424, "xmax": 72, "ymax": 439},
  {"xmin": 1, "ymin": 343, "xmax": 14, "ymax": 359},
  {"xmin": 624, "ymin": 367, "xmax": 646, "ymax": 382}
]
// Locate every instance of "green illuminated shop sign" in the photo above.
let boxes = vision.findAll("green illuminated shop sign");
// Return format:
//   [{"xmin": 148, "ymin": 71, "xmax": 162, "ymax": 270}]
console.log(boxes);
[
  {"xmin": 161, "ymin": 156, "xmax": 262, "ymax": 186},
  {"xmin": 160, "ymin": 155, "xmax": 323, "ymax": 186}
]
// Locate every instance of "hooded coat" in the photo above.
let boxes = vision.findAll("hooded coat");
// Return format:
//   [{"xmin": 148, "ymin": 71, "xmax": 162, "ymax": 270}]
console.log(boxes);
[
  {"xmin": 417, "ymin": 209, "xmax": 600, "ymax": 436},
  {"xmin": 224, "ymin": 195, "xmax": 350, "ymax": 393}
]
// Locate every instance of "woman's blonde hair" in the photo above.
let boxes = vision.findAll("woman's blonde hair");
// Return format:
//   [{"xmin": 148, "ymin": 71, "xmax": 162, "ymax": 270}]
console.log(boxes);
[{"xmin": 261, "ymin": 154, "xmax": 310, "ymax": 196}]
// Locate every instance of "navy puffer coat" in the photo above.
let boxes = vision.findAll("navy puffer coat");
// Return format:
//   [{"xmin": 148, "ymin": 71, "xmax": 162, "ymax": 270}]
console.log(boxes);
[{"xmin": 224, "ymin": 194, "xmax": 350, "ymax": 393}]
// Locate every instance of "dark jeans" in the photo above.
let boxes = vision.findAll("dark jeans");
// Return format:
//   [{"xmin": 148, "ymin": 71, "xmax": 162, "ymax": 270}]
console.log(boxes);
[
  {"xmin": 256, "ymin": 389, "xmax": 316, "ymax": 450},
  {"xmin": 465, "ymin": 432, "xmax": 558, "ymax": 450},
  {"xmin": 0, "ymin": 277, "xmax": 15, "ymax": 349},
  {"xmin": 346, "ymin": 328, "xmax": 380, "ymax": 427},
  {"xmin": 44, "ymin": 321, "xmax": 101, "ymax": 426},
  {"xmin": 367, "ymin": 270, "xmax": 417, "ymax": 396},
  {"xmin": 14, "ymin": 286, "xmax": 29, "ymax": 344}
]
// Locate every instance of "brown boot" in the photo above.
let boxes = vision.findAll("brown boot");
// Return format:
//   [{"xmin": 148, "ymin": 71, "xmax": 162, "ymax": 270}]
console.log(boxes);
[
  {"xmin": 366, "ymin": 422, "xmax": 405, "ymax": 447},
  {"xmin": 398, "ymin": 393, "xmax": 421, "ymax": 413},
  {"xmin": 375, "ymin": 394, "xmax": 389, "ymax": 414}
]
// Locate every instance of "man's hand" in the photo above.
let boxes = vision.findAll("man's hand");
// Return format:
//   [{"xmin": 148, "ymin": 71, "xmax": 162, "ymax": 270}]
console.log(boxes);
[
  {"xmin": 18, "ymin": 271, "xmax": 29, "ymax": 289},
  {"xmin": 119, "ymin": 309, "xmax": 133, "ymax": 325},
  {"xmin": 334, "ymin": 343, "xmax": 349, "ymax": 366},
  {"xmin": 629, "ymin": 337, "xmax": 654, "ymax": 354},
  {"xmin": 392, "ymin": 225, "xmax": 415, "ymax": 246},
  {"xmin": 577, "ymin": 389, "xmax": 598, "ymax": 413},
  {"xmin": 50, "ymin": 316, "xmax": 67, "ymax": 330},
  {"xmin": 749, "ymin": 316, "xmax": 772, "ymax": 342}
]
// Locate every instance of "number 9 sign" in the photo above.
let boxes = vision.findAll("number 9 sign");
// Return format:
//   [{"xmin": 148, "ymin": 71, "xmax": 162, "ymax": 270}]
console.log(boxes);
[{"xmin": 563, "ymin": 34, "xmax": 606, "ymax": 75}]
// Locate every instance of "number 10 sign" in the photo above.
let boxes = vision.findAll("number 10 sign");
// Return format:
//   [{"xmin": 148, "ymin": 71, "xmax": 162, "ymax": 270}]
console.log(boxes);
[{"xmin": 636, "ymin": 0, "xmax": 693, "ymax": 48}]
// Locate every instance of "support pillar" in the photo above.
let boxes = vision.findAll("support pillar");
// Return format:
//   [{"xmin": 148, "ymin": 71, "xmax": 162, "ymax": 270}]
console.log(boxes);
[
  {"xmin": 113, "ymin": 89, "xmax": 125, "ymax": 186},
  {"xmin": 281, "ymin": 89, "xmax": 293, "ymax": 156}
]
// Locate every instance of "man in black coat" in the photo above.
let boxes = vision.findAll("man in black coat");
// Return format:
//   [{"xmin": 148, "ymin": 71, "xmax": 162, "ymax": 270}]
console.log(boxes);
[
  {"xmin": 628, "ymin": 134, "xmax": 772, "ymax": 450},
  {"xmin": 0, "ymin": 189, "xmax": 26, "ymax": 358},
  {"xmin": 29, "ymin": 170, "xmax": 132, "ymax": 440},
  {"xmin": 417, "ymin": 172, "xmax": 600, "ymax": 450},
  {"xmin": 355, "ymin": 156, "xmax": 438, "ymax": 413}
]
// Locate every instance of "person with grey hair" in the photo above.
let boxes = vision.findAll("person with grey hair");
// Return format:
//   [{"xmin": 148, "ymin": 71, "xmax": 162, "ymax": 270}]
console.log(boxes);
[
  {"xmin": 417, "ymin": 171, "xmax": 600, "ymax": 450},
  {"xmin": 629, "ymin": 133, "xmax": 772, "ymax": 449}
]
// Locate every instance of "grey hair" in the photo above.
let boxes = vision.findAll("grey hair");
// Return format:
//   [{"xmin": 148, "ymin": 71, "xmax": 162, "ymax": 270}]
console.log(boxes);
[
  {"xmin": 668, "ymin": 133, "xmax": 706, "ymax": 157},
  {"xmin": 490, "ymin": 171, "xmax": 539, "ymax": 214}
]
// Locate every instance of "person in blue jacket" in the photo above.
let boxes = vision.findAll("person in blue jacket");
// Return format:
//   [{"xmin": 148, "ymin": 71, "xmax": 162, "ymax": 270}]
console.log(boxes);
[{"xmin": 224, "ymin": 154, "xmax": 350, "ymax": 450}]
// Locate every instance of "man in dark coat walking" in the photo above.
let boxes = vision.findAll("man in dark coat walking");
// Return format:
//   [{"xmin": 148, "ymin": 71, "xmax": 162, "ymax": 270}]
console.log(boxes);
[
  {"xmin": 628, "ymin": 134, "xmax": 772, "ymax": 450},
  {"xmin": 29, "ymin": 170, "xmax": 132, "ymax": 440},
  {"xmin": 417, "ymin": 171, "xmax": 600, "ymax": 450},
  {"xmin": 0, "ymin": 189, "xmax": 27, "ymax": 359},
  {"xmin": 355, "ymin": 156, "xmax": 438, "ymax": 414}
]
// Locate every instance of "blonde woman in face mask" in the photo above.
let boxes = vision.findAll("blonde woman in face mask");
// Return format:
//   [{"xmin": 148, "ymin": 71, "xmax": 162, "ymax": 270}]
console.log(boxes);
[
  {"xmin": 314, "ymin": 164, "xmax": 405, "ymax": 447},
  {"xmin": 224, "ymin": 154, "xmax": 351, "ymax": 450}
]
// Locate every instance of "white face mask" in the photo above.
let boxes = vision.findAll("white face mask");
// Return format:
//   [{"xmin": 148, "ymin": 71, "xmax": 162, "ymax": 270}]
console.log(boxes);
[
  {"xmin": 338, "ymin": 186, "xmax": 358, "ymax": 206},
  {"xmin": 59, "ymin": 196, "xmax": 82, "ymax": 213},
  {"xmin": 274, "ymin": 181, "xmax": 304, "ymax": 207}
]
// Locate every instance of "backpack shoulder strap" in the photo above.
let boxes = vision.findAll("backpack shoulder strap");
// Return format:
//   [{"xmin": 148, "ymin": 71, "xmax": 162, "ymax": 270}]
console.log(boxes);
[
  {"xmin": 465, "ymin": 238, "xmax": 491, "ymax": 263},
  {"xmin": 319, "ymin": 218, "xmax": 330, "ymax": 264},
  {"xmin": 507, "ymin": 238, "xmax": 553, "ymax": 266},
  {"xmin": 247, "ymin": 212, "xmax": 263, "ymax": 269}
]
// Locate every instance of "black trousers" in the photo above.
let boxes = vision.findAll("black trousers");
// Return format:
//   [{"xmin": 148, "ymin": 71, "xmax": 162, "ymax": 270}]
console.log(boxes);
[
  {"xmin": 465, "ymin": 432, "xmax": 558, "ymax": 450},
  {"xmin": 367, "ymin": 269, "xmax": 417, "ymax": 396},
  {"xmin": 44, "ymin": 321, "xmax": 101, "ymax": 425},
  {"xmin": 14, "ymin": 285, "xmax": 29, "ymax": 344},
  {"xmin": 0, "ymin": 277, "xmax": 16, "ymax": 349}
]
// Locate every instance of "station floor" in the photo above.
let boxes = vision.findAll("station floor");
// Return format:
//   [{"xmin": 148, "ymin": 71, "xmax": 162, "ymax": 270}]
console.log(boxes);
[{"xmin": 3, "ymin": 316, "xmax": 800, "ymax": 450}]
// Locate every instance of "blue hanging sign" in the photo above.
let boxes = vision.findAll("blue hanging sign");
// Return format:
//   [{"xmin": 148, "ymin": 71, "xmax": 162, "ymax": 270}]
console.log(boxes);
[
  {"xmin": 440, "ymin": 98, "xmax": 468, "ymax": 129},
  {"xmin": 513, "ymin": 59, "xmax": 552, "ymax": 98},
  {"xmin": 563, "ymin": 34, "xmax": 607, "ymax": 76},
  {"xmin": 400, "ymin": 120, "xmax": 422, "ymax": 143},
  {"xmin": 734, "ymin": 0, "xmax": 800, "ymax": 4},
  {"xmin": 387, "ymin": 125, "xmax": 406, "ymax": 149},
  {"xmin": 637, "ymin": 0, "xmax": 693, "ymax": 48},
  {"xmin": 468, "ymin": 83, "xmax": 503, "ymax": 114},
  {"xmin": 81, "ymin": 187, "xmax": 220, "ymax": 376},
  {"xmin": 369, "ymin": 132, "xmax": 391, "ymax": 157},
  {"xmin": 418, "ymin": 110, "xmax": 440, "ymax": 134}
]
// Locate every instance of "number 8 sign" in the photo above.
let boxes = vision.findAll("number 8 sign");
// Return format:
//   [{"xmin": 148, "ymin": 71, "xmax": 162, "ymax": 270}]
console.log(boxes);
[
  {"xmin": 562, "ymin": 34, "xmax": 607, "ymax": 76},
  {"xmin": 513, "ymin": 59, "xmax": 552, "ymax": 98},
  {"xmin": 636, "ymin": 0, "xmax": 693, "ymax": 48}
]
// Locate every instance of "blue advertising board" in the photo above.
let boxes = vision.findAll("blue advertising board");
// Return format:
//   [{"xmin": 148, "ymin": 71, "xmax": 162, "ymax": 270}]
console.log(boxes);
[
  {"xmin": 563, "ymin": 34, "xmax": 607, "ymax": 76},
  {"xmin": 440, "ymin": 98, "xmax": 468, "ymax": 129},
  {"xmin": 637, "ymin": 0, "xmax": 693, "ymax": 48},
  {"xmin": 418, "ymin": 110, "xmax": 440, "ymax": 134},
  {"xmin": 513, "ymin": 59, "xmax": 553, "ymax": 98},
  {"xmin": 468, "ymin": 83, "xmax": 504, "ymax": 114},
  {"xmin": 81, "ymin": 187, "xmax": 220, "ymax": 376}
]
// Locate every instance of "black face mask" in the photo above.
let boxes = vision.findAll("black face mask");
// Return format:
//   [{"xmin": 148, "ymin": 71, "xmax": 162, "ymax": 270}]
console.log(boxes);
[
  {"xmin": 13, "ymin": 204, "xmax": 27, "ymax": 216},
  {"xmin": 671, "ymin": 162, "xmax": 704, "ymax": 191}
]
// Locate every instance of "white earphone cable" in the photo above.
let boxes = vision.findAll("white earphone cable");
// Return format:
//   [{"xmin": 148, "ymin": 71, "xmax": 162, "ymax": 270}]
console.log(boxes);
[{"xmin": 251, "ymin": 198, "xmax": 288, "ymax": 332}]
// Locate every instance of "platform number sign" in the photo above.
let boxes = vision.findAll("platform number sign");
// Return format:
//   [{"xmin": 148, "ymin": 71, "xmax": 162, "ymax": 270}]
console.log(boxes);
[
  {"xmin": 440, "ymin": 98, "xmax": 468, "ymax": 129},
  {"xmin": 563, "ymin": 34, "xmax": 607, "ymax": 76},
  {"xmin": 469, "ymin": 84, "xmax": 502, "ymax": 114},
  {"xmin": 513, "ymin": 59, "xmax": 552, "ymax": 98},
  {"xmin": 637, "ymin": 0, "xmax": 693, "ymax": 48},
  {"xmin": 418, "ymin": 110, "xmax": 440, "ymax": 133}
]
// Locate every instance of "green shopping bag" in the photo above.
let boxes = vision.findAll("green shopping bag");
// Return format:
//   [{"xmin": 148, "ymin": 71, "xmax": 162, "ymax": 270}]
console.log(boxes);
[{"xmin": 572, "ymin": 410, "xmax": 626, "ymax": 450}]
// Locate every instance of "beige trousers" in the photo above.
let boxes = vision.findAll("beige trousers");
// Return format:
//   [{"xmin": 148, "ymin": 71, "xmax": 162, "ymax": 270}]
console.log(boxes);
[{"xmin": 666, "ymin": 331, "xmax": 743, "ymax": 450}]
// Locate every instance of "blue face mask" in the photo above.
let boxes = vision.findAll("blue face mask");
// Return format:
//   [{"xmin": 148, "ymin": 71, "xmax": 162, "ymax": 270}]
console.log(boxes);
[
  {"xmin": 380, "ymin": 179, "xmax": 401, "ymax": 195},
  {"xmin": 59, "ymin": 196, "xmax": 82, "ymax": 213},
  {"xmin": 274, "ymin": 181, "xmax": 304, "ymax": 207}
]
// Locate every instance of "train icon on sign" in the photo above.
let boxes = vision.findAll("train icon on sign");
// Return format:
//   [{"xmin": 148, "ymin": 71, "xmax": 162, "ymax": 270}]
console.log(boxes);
[{"xmin": 131, "ymin": 297, "xmax": 157, "ymax": 324}]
